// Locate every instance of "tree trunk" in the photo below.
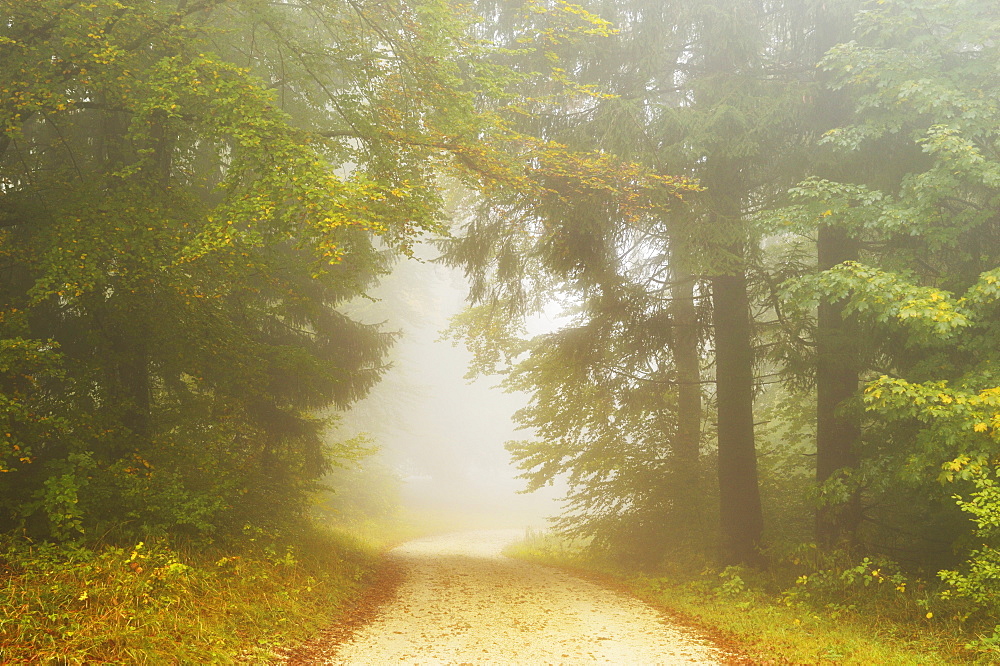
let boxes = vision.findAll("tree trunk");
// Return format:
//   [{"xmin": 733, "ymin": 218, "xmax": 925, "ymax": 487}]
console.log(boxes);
[
  {"xmin": 670, "ymin": 269, "xmax": 701, "ymax": 467},
  {"xmin": 692, "ymin": 0, "xmax": 767, "ymax": 566},
  {"xmin": 119, "ymin": 335, "xmax": 152, "ymax": 443},
  {"xmin": 665, "ymin": 260, "xmax": 704, "ymax": 549},
  {"xmin": 712, "ymin": 268, "xmax": 764, "ymax": 565},
  {"xmin": 815, "ymin": 225, "xmax": 861, "ymax": 548},
  {"xmin": 813, "ymin": 0, "xmax": 863, "ymax": 549}
]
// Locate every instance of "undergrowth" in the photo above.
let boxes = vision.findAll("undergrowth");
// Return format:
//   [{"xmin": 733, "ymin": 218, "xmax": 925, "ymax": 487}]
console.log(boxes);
[
  {"xmin": 0, "ymin": 525, "xmax": 380, "ymax": 664},
  {"xmin": 510, "ymin": 531, "xmax": 993, "ymax": 665}
]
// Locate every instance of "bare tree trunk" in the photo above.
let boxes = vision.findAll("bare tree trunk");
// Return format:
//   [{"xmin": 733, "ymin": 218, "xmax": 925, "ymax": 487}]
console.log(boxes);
[
  {"xmin": 696, "ymin": 0, "xmax": 766, "ymax": 567},
  {"xmin": 671, "ymin": 270, "xmax": 701, "ymax": 467},
  {"xmin": 712, "ymin": 267, "xmax": 763, "ymax": 565},
  {"xmin": 665, "ymin": 256, "xmax": 705, "ymax": 552}
]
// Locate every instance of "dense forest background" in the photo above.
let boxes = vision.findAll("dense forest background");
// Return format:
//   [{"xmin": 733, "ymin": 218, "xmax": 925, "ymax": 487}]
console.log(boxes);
[
  {"xmin": 3, "ymin": 0, "xmax": 1000, "ymax": 656},
  {"xmin": 446, "ymin": 0, "xmax": 1000, "ymax": 601}
]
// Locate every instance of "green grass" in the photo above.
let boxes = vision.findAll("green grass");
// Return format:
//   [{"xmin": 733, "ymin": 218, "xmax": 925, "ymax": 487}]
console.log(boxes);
[
  {"xmin": 0, "ymin": 506, "xmax": 500, "ymax": 664},
  {"xmin": 509, "ymin": 532, "xmax": 992, "ymax": 665},
  {"xmin": 0, "ymin": 525, "xmax": 382, "ymax": 664}
]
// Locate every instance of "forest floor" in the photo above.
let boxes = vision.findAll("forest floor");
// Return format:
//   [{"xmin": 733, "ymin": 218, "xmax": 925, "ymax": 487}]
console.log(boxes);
[{"xmin": 281, "ymin": 529, "xmax": 735, "ymax": 665}]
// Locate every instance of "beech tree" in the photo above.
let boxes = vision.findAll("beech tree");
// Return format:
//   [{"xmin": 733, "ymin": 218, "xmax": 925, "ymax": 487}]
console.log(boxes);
[
  {"xmin": 0, "ymin": 0, "xmax": 494, "ymax": 541},
  {"xmin": 782, "ymin": 0, "xmax": 1000, "ymax": 585}
]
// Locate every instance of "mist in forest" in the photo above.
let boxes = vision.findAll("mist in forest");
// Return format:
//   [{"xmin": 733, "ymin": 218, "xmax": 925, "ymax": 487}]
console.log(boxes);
[{"xmin": 334, "ymin": 244, "xmax": 563, "ymax": 528}]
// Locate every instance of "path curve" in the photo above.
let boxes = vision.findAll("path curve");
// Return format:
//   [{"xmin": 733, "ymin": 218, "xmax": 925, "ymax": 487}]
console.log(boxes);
[{"xmin": 327, "ymin": 529, "xmax": 726, "ymax": 665}]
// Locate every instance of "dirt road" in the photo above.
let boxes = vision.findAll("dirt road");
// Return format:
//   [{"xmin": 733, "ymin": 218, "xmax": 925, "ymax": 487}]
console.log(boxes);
[{"xmin": 323, "ymin": 529, "xmax": 726, "ymax": 665}]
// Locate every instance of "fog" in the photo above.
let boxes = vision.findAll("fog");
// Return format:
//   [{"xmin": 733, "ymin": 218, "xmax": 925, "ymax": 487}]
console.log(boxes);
[{"xmin": 337, "ymin": 243, "xmax": 563, "ymax": 529}]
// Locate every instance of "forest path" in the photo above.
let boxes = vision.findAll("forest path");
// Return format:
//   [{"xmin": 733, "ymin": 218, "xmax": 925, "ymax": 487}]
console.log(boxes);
[{"xmin": 322, "ymin": 528, "xmax": 727, "ymax": 665}]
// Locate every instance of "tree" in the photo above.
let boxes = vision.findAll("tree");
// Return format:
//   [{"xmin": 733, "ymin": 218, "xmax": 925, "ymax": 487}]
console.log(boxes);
[
  {"xmin": 690, "ymin": 0, "xmax": 767, "ymax": 565},
  {"xmin": 0, "ymin": 0, "xmax": 491, "ymax": 541},
  {"xmin": 780, "ymin": 0, "xmax": 1000, "ymax": 572},
  {"xmin": 444, "ymin": 0, "xmax": 834, "ymax": 566},
  {"xmin": 810, "ymin": 0, "xmax": 865, "ymax": 550}
]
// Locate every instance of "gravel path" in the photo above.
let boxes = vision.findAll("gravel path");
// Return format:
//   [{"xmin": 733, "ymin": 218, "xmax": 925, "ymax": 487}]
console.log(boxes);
[{"xmin": 326, "ymin": 529, "xmax": 726, "ymax": 665}]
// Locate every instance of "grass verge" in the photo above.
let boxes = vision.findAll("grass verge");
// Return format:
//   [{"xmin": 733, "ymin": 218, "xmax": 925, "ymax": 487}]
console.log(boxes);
[
  {"xmin": 0, "ymin": 525, "xmax": 382, "ymax": 664},
  {"xmin": 508, "ymin": 531, "xmax": 989, "ymax": 665},
  {"xmin": 0, "ymin": 508, "xmax": 490, "ymax": 664}
]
